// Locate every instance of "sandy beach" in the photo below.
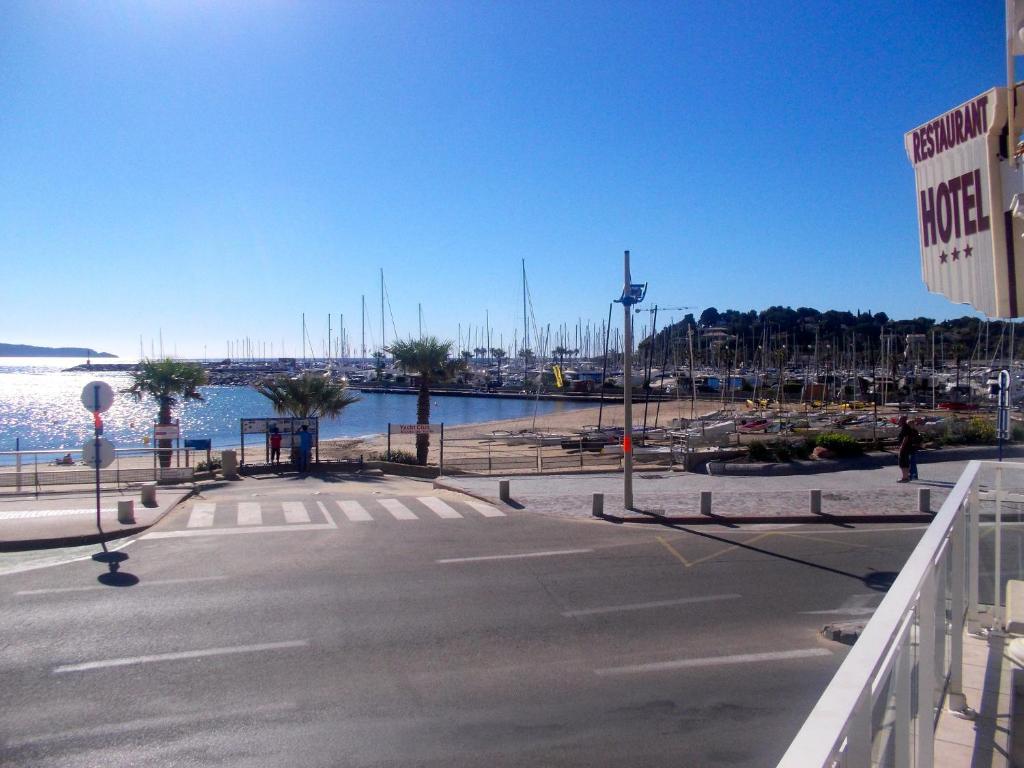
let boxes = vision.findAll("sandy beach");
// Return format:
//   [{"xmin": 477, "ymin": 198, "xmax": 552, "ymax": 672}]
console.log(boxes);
[{"xmin": 319, "ymin": 398, "xmax": 726, "ymax": 464}]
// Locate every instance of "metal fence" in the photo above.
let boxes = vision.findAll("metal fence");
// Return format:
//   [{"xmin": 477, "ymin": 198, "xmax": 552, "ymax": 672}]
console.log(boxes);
[
  {"xmin": 0, "ymin": 448, "xmax": 196, "ymax": 495},
  {"xmin": 777, "ymin": 460, "xmax": 1022, "ymax": 767},
  {"xmin": 440, "ymin": 436, "xmax": 630, "ymax": 475}
]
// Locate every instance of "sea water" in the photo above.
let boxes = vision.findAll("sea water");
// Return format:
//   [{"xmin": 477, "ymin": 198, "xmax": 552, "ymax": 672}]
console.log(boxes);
[{"xmin": 0, "ymin": 358, "xmax": 592, "ymax": 460}]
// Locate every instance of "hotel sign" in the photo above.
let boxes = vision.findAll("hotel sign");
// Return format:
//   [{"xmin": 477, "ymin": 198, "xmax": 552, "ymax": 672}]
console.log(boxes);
[{"xmin": 905, "ymin": 87, "xmax": 1024, "ymax": 317}]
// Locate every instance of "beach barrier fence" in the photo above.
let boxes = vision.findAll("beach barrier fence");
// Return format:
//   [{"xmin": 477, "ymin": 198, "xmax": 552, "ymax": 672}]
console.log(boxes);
[
  {"xmin": 0, "ymin": 448, "xmax": 196, "ymax": 496},
  {"xmin": 439, "ymin": 435, "xmax": 629, "ymax": 475}
]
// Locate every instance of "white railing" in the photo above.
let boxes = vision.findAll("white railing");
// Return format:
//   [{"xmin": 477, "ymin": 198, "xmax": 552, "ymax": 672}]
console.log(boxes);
[{"xmin": 778, "ymin": 459, "xmax": 1019, "ymax": 768}]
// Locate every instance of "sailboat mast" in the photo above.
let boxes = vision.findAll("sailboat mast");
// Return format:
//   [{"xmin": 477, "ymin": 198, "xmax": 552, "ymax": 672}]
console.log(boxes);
[
  {"xmin": 361, "ymin": 296, "xmax": 366, "ymax": 360},
  {"xmin": 380, "ymin": 268, "xmax": 385, "ymax": 357},
  {"xmin": 522, "ymin": 259, "xmax": 529, "ymax": 362}
]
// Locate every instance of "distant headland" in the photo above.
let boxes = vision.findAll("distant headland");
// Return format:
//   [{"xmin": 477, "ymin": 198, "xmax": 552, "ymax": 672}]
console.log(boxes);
[{"xmin": 0, "ymin": 343, "xmax": 117, "ymax": 358}]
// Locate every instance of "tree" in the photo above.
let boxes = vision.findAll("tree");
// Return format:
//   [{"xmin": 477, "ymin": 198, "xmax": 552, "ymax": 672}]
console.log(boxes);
[
  {"xmin": 699, "ymin": 307, "xmax": 720, "ymax": 327},
  {"xmin": 489, "ymin": 347, "xmax": 506, "ymax": 386},
  {"xmin": 255, "ymin": 372, "xmax": 360, "ymax": 419},
  {"xmin": 127, "ymin": 358, "xmax": 208, "ymax": 467},
  {"xmin": 386, "ymin": 337, "xmax": 466, "ymax": 465}
]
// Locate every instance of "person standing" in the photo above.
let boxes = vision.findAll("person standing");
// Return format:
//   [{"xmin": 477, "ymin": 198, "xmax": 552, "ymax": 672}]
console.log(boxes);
[
  {"xmin": 909, "ymin": 418, "xmax": 925, "ymax": 480},
  {"xmin": 297, "ymin": 424, "xmax": 313, "ymax": 473},
  {"xmin": 269, "ymin": 427, "xmax": 282, "ymax": 465},
  {"xmin": 896, "ymin": 415, "xmax": 918, "ymax": 482}
]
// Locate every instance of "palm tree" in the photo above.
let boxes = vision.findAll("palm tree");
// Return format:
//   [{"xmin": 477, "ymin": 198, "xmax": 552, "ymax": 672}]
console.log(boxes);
[
  {"xmin": 255, "ymin": 372, "xmax": 360, "ymax": 419},
  {"xmin": 386, "ymin": 336, "xmax": 466, "ymax": 465},
  {"xmin": 489, "ymin": 347, "xmax": 506, "ymax": 386},
  {"xmin": 127, "ymin": 358, "xmax": 208, "ymax": 467}
]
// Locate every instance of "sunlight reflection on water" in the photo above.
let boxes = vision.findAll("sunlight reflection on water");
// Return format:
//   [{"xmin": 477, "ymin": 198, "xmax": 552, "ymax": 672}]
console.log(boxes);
[{"xmin": 0, "ymin": 359, "xmax": 591, "ymax": 456}]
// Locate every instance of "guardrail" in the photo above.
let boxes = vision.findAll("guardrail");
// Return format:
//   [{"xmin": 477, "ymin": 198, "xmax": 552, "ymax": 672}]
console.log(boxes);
[
  {"xmin": 777, "ymin": 459, "xmax": 1018, "ymax": 767},
  {"xmin": 0, "ymin": 448, "xmax": 196, "ymax": 495},
  {"xmin": 440, "ymin": 436, "xmax": 627, "ymax": 475}
]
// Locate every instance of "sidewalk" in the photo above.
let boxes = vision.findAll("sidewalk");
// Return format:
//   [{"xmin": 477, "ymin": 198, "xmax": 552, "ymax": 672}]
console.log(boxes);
[
  {"xmin": 0, "ymin": 486, "xmax": 193, "ymax": 551},
  {"xmin": 436, "ymin": 464, "xmax": 958, "ymax": 524},
  {"xmin": 935, "ymin": 629, "xmax": 1016, "ymax": 767}
]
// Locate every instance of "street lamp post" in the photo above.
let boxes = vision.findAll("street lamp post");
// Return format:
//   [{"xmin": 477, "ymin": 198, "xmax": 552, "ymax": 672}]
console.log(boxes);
[{"xmin": 616, "ymin": 250, "xmax": 646, "ymax": 510}]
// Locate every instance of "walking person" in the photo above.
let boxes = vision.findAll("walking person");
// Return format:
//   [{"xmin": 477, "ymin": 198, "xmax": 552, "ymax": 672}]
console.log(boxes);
[
  {"xmin": 296, "ymin": 424, "xmax": 313, "ymax": 473},
  {"xmin": 269, "ymin": 426, "xmax": 282, "ymax": 466},
  {"xmin": 896, "ymin": 415, "xmax": 918, "ymax": 483}
]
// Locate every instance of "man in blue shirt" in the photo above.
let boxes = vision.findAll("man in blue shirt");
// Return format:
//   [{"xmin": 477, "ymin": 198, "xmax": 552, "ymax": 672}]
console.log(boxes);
[{"xmin": 297, "ymin": 425, "xmax": 313, "ymax": 473}]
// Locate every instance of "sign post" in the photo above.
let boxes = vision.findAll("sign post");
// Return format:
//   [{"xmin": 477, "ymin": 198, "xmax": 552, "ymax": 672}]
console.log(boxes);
[
  {"xmin": 615, "ymin": 251, "xmax": 647, "ymax": 510},
  {"xmin": 81, "ymin": 381, "xmax": 115, "ymax": 551},
  {"xmin": 998, "ymin": 369, "xmax": 1011, "ymax": 461}
]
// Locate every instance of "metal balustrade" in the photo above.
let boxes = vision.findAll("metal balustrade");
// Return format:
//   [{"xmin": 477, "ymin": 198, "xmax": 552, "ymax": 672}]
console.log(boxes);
[{"xmin": 778, "ymin": 459, "xmax": 1022, "ymax": 767}]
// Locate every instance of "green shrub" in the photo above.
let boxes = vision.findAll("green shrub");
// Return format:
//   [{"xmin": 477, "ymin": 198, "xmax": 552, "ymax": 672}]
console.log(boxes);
[
  {"xmin": 963, "ymin": 416, "xmax": 996, "ymax": 445},
  {"xmin": 772, "ymin": 440, "xmax": 793, "ymax": 462},
  {"xmin": 816, "ymin": 432, "xmax": 863, "ymax": 457},
  {"xmin": 747, "ymin": 440, "xmax": 771, "ymax": 462},
  {"xmin": 1012, "ymin": 423, "xmax": 1024, "ymax": 442},
  {"xmin": 197, "ymin": 458, "xmax": 222, "ymax": 472},
  {"xmin": 790, "ymin": 439, "xmax": 814, "ymax": 460},
  {"xmin": 369, "ymin": 449, "xmax": 420, "ymax": 465}
]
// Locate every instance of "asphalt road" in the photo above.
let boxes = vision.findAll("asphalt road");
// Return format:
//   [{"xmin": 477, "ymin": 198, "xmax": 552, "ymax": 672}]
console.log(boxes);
[{"xmin": 0, "ymin": 474, "xmax": 931, "ymax": 767}]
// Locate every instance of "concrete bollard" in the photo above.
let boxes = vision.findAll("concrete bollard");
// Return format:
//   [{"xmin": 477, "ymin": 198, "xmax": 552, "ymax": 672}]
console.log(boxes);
[
  {"xmin": 919, "ymin": 488, "xmax": 931, "ymax": 513},
  {"xmin": 221, "ymin": 450, "xmax": 238, "ymax": 480},
  {"xmin": 499, "ymin": 480, "xmax": 510, "ymax": 503},
  {"xmin": 117, "ymin": 499, "xmax": 135, "ymax": 524},
  {"xmin": 141, "ymin": 481, "xmax": 157, "ymax": 506},
  {"xmin": 592, "ymin": 493, "xmax": 604, "ymax": 517},
  {"xmin": 700, "ymin": 490, "xmax": 712, "ymax": 516},
  {"xmin": 810, "ymin": 489, "xmax": 822, "ymax": 515}
]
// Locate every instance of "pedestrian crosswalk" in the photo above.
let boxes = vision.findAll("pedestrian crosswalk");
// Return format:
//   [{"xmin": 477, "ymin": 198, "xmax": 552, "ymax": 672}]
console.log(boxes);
[{"xmin": 144, "ymin": 496, "xmax": 506, "ymax": 540}]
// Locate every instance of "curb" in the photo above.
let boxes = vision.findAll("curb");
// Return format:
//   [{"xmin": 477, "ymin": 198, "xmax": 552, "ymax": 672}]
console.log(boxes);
[
  {"xmin": 597, "ymin": 512, "xmax": 935, "ymax": 526},
  {"xmin": 433, "ymin": 478, "xmax": 505, "ymax": 507},
  {"xmin": 0, "ymin": 489, "xmax": 196, "ymax": 552}
]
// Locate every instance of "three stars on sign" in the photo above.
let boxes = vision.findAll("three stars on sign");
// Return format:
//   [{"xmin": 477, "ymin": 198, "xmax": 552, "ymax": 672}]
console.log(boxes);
[{"xmin": 939, "ymin": 243, "xmax": 973, "ymax": 264}]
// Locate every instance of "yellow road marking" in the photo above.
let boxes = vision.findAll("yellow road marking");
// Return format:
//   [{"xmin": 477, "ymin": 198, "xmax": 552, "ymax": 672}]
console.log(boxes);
[
  {"xmin": 770, "ymin": 531, "xmax": 873, "ymax": 549},
  {"xmin": 657, "ymin": 536, "xmax": 692, "ymax": 567},
  {"xmin": 656, "ymin": 532, "xmax": 774, "ymax": 569}
]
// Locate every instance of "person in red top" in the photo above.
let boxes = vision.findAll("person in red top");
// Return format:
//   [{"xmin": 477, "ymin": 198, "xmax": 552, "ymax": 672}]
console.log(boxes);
[{"xmin": 269, "ymin": 427, "xmax": 282, "ymax": 465}]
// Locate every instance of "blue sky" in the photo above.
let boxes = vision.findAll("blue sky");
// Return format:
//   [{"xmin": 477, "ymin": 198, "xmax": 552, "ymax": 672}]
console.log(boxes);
[{"xmin": 0, "ymin": 1, "xmax": 1009, "ymax": 359}]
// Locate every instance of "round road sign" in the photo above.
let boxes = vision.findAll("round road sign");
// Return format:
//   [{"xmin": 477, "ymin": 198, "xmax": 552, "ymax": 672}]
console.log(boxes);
[
  {"xmin": 82, "ymin": 437, "xmax": 115, "ymax": 469},
  {"xmin": 81, "ymin": 381, "xmax": 115, "ymax": 413}
]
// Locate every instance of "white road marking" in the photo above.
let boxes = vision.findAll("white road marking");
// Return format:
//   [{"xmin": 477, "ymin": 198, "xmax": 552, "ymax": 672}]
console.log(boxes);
[
  {"xmin": 337, "ymin": 499, "xmax": 373, "ymax": 521},
  {"xmin": 380, "ymin": 498, "xmax": 418, "ymax": 520},
  {"xmin": 563, "ymin": 593, "xmax": 742, "ymax": 618},
  {"xmin": 466, "ymin": 501, "xmax": 505, "ymax": 518},
  {"xmin": 282, "ymin": 501, "xmax": 310, "ymax": 524},
  {"xmin": 237, "ymin": 502, "xmax": 262, "ymax": 526},
  {"xmin": 187, "ymin": 502, "xmax": 215, "ymax": 528},
  {"xmin": 53, "ymin": 639, "xmax": 309, "ymax": 674},
  {"xmin": 801, "ymin": 593, "xmax": 879, "ymax": 616},
  {"xmin": 0, "ymin": 539, "xmax": 135, "ymax": 577},
  {"xmin": 0, "ymin": 508, "xmax": 113, "ymax": 520},
  {"xmin": 144, "ymin": 524, "xmax": 337, "ymax": 539},
  {"xmin": 418, "ymin": 497, "xmax": 462, "ymax": 519},
  {"xmin": 438, "ymin": 548, "xmax": 592, "ymax": 564},
  {"xmin": 594, "ymin": 647, "xmax": 832, "ymax": 676},
  {"xmin": 6, "ymin": 702, "xmax": 298, "ymax": 749},
  {"xmin": 16, "ymin": 576, "xmax": 227, "ymax": 596}
]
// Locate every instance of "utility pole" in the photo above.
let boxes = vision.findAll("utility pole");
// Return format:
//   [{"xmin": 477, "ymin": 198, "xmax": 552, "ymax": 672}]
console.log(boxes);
[{"xmin": 616, "ymin": 250, "xmax": 646, "ymax": 510}]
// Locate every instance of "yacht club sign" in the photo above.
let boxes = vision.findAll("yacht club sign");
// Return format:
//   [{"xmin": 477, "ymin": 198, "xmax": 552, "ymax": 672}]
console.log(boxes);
[{"xmin": 905, "ymin": 87, "xmax": 1024, "ymax": 318}]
